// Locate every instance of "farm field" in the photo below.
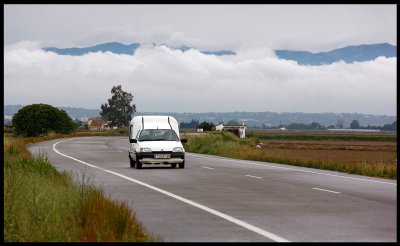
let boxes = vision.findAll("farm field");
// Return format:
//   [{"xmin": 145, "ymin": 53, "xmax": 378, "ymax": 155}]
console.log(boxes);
[
  {"xmin": 183, "ymin": 131, "xmax": 397, "ymax": 179},
  {"xmin": 258, "ymin": 138, "xmax": 396, "ymax": 164}
]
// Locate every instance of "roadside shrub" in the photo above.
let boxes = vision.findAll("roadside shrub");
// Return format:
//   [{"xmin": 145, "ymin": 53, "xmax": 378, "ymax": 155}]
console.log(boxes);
[{"xmin": 12, "ymin": 104, "xmax": 77, "ymax": 137}]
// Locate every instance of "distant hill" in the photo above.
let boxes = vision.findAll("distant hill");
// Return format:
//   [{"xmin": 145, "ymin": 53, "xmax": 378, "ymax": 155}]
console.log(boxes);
[
  {"xmin": 275, "ymin": 43, "xmax": 396, "ymax": 65},
  {"xmin": 43, "ymin": 42, "xmax": 236, "ymax": 56},
  {"xmin": 4, "ymin": 105, "xmax": 101, "ymax": 122},
  {"xmin": 43, "ymin": 42, "xmax": 396, "ymax": 65},
  {"xmin": 4, "ymin": 105, "xmax": 394, "ymax": 128},
  {"xmin": 44, "ymin": 42, "xmax": 141, "ymax": 56}
]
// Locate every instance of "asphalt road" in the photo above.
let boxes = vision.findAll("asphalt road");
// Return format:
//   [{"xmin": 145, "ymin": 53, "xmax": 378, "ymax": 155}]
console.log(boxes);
[{"xmin": 27, "ymin": 136, "xmax": 397, "ymax": 242}]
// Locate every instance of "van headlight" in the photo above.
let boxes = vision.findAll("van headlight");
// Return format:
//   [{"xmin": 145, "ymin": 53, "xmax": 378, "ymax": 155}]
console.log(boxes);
[
  {"xmin": 140, "ymin": 148, "xmax": 152, "ymax": 152},
  {"xmin": 173, "ymin": 147, "xmax": 183, "ymax": 152}
]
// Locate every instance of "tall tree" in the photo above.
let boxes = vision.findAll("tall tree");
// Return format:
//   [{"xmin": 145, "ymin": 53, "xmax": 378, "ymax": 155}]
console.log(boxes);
[
  {"xmin": 100, "ymin": 85, "xmax": 136, "ymax": 128},
  {"xmin": 350, "ymin": 120, "xmax": 360, "ymax": 129}
]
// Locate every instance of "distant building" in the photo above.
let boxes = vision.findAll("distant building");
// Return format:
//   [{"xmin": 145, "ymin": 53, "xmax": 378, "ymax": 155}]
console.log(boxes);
[
  {"xmin": 215, "ymin": 124, "xmax": 224, "ymax": 131},
  {"xmin": 4, "ymin": 124, "xmax": 13, "ymax": 130},
  {"xmin": 87, "ymin": 118, "xmax": 106, "ymax": 130},
  {"xmin": 216, "ymin": 123, "xmax": 246, "ymax": 138}
]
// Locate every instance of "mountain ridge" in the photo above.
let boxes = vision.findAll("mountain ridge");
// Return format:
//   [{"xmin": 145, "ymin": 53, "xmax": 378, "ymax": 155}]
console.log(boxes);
[
  {"xmin": 43, "ymin": 42, "xmax": 236, "ymax": 56},
  {"xmin": 43, "ymin": 42, "xmax": 396, "ymax": 65},
  {"xmin": 275, "ymin": 43, "xmax": 396, "ymax": 65}
]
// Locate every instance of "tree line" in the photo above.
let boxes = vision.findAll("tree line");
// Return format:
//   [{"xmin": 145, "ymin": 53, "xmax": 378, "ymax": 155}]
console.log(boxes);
[
  {"xmin": 276, "ymin": 120, "xmax": 397, "ymax": 131},
  {"xmin": 349, "ymin": 120, "xmax": 397, "ymax": 131}
]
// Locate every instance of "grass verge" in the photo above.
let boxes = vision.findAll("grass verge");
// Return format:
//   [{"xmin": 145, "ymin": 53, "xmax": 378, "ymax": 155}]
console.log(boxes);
[
  {"xmin": 182, "ymin": 131, "xmax": 397, "ymax": 180},
  {"xmin": 4, "ymin": 133, "xmax": 157, "ymax": 242}
]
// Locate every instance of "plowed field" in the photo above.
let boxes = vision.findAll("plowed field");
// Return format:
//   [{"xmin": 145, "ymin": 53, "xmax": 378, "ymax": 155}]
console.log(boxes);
[{"xmin": 259, "ymin": 139, "xmax": 397, "ymax": 164}]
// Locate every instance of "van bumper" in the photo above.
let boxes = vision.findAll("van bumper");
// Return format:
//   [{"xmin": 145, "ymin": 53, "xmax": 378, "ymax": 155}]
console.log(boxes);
[{"xmin": 136, "ymin": 152, "xmax": 185, "ymax": 164}]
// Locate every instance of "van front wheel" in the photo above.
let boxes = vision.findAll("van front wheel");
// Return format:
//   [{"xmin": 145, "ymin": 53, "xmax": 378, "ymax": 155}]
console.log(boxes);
[
  {"xmin": 178, "ymin": 161, "xmax": 185, "ymax": 169},
  {"xmin": 129, "ymin": 154, "xmax": 136, "ymax": 168}
]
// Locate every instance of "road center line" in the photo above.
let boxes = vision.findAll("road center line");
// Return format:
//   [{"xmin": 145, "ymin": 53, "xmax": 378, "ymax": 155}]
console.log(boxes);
[
  {"xmin": 202, "ymin": 166, "xmax": 215, "ymax": 170},
  {"xmin": 245, "ymin": 174, "xmax": 263, "ymax": 179},
  {"xmin": 312, "ymin": 188, "xmax": 341, "ymax": 194},
  {"xmin": 186, "ymin": 153, "xmax": 396, "ymax": 186},
  {"xmin": 52, "ymin": 139, "xmax": 289, "ymax": 242}
]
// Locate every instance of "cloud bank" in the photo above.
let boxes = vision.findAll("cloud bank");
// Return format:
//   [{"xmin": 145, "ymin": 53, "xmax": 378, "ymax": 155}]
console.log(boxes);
[{"xmin": 4, "ymin": 41, "xmax": 397, "ymax": 115}]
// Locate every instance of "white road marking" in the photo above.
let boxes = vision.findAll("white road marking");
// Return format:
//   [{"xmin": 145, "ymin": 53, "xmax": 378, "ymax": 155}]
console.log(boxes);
[
  {"xmin": 202, "ymin": 166, "xmax": 215, "ymax": 170},
  {"xmin": 186, "ymin": 153, "xmax": 396, "ymax": 186},
  {"xmin": 245, "ymin": 175, "xmax": 263, "ymax": 179},
  {"xmin": 52, "ymin": 139, "xmax": 289, "ymax": 242},
  {"xmin": 312, "ymin": 188, "xmax": 341, "ymax": 194}
]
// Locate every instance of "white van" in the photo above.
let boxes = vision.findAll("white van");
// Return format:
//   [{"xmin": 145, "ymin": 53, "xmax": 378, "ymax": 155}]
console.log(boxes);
[{"xmin": 128, "ymin": 116, "xmax": 187, "ymax": 169}]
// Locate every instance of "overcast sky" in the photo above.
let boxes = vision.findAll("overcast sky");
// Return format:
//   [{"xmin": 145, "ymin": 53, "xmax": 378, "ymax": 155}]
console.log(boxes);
[{"xmin": 4, "ymin": 4, "xmax": 397, "ymax": 115}]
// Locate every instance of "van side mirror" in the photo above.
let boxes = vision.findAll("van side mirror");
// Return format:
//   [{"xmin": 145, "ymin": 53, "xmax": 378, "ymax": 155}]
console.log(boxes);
[
  {"xmin": 129, "ymin": 139, "xmax": 137, "ymax": 143},
  {"xmin": 180, "ymin": 139, "xmax": 187, "ymax": 143}
]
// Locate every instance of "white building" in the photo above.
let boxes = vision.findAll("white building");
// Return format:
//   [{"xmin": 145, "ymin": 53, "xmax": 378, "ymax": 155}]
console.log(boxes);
[{"xmin": 216, "ymin": 123, "xmax": 246, "ymax": 138}]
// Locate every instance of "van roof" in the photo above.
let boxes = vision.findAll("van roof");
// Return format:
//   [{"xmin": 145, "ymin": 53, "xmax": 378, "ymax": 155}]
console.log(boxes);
[
  {"xmin": 129, "ymin": 116, "xmax": 180, "ymax": 139},
  {"xmin": 130, "ymin": 116, "xmax": 177, "ymax": 129}
]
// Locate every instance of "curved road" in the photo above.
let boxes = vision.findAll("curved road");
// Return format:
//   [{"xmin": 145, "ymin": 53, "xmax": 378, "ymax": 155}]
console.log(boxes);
[{"xmin": 28, "ymin": 136, "xmax": 397, "ymax": 242}]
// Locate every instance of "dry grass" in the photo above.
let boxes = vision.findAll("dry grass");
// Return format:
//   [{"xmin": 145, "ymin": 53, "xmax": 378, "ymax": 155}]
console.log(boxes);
[{"xmin": 4, "ymin": 134, "xmax": 157, "ymax": 242}]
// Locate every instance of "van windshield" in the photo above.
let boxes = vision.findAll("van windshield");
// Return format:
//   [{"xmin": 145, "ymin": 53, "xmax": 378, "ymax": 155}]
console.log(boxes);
[{"xmin": 138, "ymin": 129, "xmax": 179, "ymax": 141}]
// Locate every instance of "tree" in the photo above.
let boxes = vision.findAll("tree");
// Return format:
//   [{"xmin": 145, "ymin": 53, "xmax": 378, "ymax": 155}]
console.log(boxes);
[
  {"xmin": 382, "ymin": 121, "xmax": 397, "ymax": 131},
  {"xmin": 198, "ymin": 121, "xmax": 215, "ymax": 131},
  {"xmin": 310, "ymin": 122, "xmax": 326, "ymax": 130},
  {"xmin": 12, "ymin": 103, "xmax": 77, "ymax": 137},
  {"xmin": 180, "ymin": 119, "xmax": 200, "ymax": 129},
  {"xmin": 286, "ymin": 122, "xmax": 326, "ymax": 130},
  {"xmin": 350, "ymin": 120, "xmax": 360, "ymax": 129},
  {"xmin": 100, "ymin": 85, "xmax": 136, "ymax": 128}
]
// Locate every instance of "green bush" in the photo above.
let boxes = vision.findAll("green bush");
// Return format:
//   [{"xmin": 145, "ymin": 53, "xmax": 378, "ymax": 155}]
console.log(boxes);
[
  {"xmin": 197, "ymin": 121, "xmax": 216, "ymax": 131},
  {"xmin": 12, "ymin": 104, "xmax": 77, "ymax": 137}
]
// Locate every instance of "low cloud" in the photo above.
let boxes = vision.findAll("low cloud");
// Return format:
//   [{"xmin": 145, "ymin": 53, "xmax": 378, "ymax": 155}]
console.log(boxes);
[{"xmin": 4, "ymin": 41, "xmax": 397, "ymax": 115}]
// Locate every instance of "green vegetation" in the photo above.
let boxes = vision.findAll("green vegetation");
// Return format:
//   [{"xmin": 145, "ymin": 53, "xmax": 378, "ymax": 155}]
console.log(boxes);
[
  {"xmin": 182, "ymin": 131, "xmax": 397, "ymax": 179},
  {"xmin": 197, "ymin": 121, "xmax": 216, "ymax": 131},
  {"xmin": 100, "ymin": 85, "xmax": 136, "ymax": 128},
  {"xmin": 4, "ymin": 134, "xmax": 156, "ymax": 242},
  {"xmin": 12, "ymin": 104, "xmax": 77, "ymax": 137}
]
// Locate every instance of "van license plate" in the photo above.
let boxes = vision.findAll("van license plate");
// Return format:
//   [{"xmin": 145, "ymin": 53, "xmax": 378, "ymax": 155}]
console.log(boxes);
[{"xmin": 154, "ymin": 154, "xmax": 170, "ymax": 159}]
